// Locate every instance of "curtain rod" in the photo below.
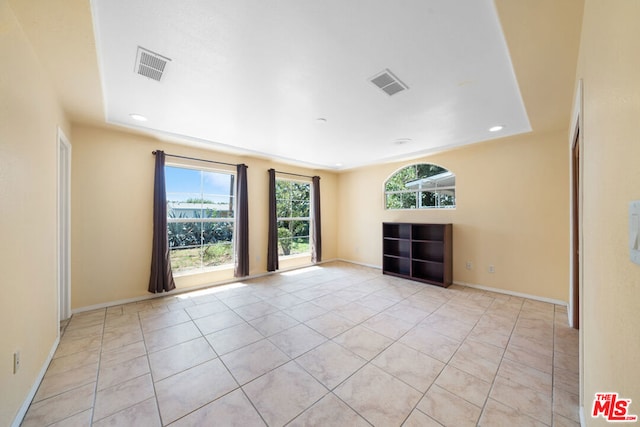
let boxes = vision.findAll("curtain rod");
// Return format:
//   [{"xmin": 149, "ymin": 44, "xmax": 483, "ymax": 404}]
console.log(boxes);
[
  {"xmin": 271, "ymin": 168, "xmax": 316, "ymax": 179},
  {"xmin": 152, "ymin": 151, "xmax": 241, "ymax": 168}
]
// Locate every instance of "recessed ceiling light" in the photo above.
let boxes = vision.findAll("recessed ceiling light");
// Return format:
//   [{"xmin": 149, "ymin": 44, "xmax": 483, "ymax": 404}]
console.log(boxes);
[
  {"xmin": 335, "ymin": 163, "xmax": 343, "ymax": 167},
  {"xmin": 316, "ymin": 118, "xmax": 327, "ymax": 124},
  {"xmin": 489, "ymin": 125, "xmax": 504, "ymax": 132},
  {"xmin": 129, "ymin": 113, "xmax": 148, "ymax": 122}
]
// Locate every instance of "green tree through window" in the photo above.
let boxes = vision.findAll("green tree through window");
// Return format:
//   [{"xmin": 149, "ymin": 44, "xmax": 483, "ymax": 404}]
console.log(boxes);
[
  {"xmin": 165, "ymin": 165, "xmax": 235, "ymax": 272},
  {"xmin": 276, "ymin": 179, "xmax": 311, "ymax": 256},
  {"xmin": 385, "ymin": 164, "xmax": 456, "ymax": 209}
]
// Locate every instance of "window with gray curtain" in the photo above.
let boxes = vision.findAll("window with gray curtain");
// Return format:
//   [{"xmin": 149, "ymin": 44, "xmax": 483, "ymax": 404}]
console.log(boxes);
[
  {"xmin": 267, "ymin": 170, "xmax": 321, "ymax": 269},
  {"xmin": 165, "ymin": 165, "xmax": 236, "ymax": 273},
  {"xmin": 267, "ymin": 169, "xmax": 279, "ymax": 271},
  {"xmin": 234, "ymin": 164, "xmax": 249, "ymax": 277},
  {"xmin": 275, "ymin": 178, "xmax": 311, "ymax": 257},
  {"xmin": 311, "ymin": 176, "xmax": 321, "ymax": 263},
  {"xmin": 149, "ymin": 150, "xmax": 176, "ymax": 293}
]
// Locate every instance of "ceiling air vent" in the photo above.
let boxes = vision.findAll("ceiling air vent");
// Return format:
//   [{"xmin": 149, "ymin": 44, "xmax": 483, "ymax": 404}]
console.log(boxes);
[
  {"xmin": 135, "ymin": 47, "xmax": 171, "ymax": 82},
  {"xmin": 370, "ymin": 69, "xmax": 408, "ymax": 96}
]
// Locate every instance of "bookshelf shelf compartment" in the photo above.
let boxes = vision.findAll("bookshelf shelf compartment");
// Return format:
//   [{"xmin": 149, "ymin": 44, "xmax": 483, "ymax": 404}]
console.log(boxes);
[
  {"xmin": 384, "ymin": 239, "xmax": 411, "ymax": 258},
  {"xmin": 412, "ymin": 241, "xmax": 445, "ymax": 263},
  {"xmin": 382, "ymin": 223, "xmax": 452, "ymax": 287},
  {"xmin": 383, "ymin": 223, "xmax": 411, "ymax": 240},
  {"xmin": 383, "ymin": 256, "xmax": 411, "ymax": 276}
]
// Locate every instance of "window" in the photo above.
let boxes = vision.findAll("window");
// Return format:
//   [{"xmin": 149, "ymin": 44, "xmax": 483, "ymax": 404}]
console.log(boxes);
[
  {"xmin": 165, "ymin": 165, "xmax": 235, "ymax": 273},
  {"xmin": 276, "ymin": 179, "xmax": 311, "ymax": 256},
  {"xmin": 385, "ymin": 163, "xmax": 456, "ymax": 209}
]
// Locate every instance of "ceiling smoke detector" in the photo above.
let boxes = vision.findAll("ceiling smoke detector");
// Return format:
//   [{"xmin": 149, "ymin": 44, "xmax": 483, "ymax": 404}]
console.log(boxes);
[
  {"xmin": 135, "ymin": 47, "xmax": 171, "ymax": 82},
  {"xmin": 370, "ymin": 69, "xmax": 408, "ymax": 96}
]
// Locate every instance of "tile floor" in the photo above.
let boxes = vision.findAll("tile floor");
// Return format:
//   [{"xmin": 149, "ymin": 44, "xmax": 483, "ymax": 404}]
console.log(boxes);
[{"xmin": 22, "ymin": 262, "xmax": 580, "ymax": 426}]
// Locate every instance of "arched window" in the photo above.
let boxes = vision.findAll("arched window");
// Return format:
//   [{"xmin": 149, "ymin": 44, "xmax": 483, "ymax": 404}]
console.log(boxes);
[{"xmin": 385, "ymin": 163, "xmax": 456, "ymax": 209}]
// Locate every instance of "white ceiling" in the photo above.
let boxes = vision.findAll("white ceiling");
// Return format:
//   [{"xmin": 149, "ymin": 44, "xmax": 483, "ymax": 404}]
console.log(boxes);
[{"xmin": 91, "ymin": 0, "xmax": 531, "ymax": 170}]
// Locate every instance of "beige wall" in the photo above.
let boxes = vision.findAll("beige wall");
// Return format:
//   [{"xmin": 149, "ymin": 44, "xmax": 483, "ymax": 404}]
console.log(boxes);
[
  {"xmin": 0, "ymin": 1, "xmax": 70, "ymax": 425},
  {"xmin": 13, "ymin": 1, "xmax": 640, "ymax": 425},
  {"xmin": 338, "ymin": 130, "xmax": 570, "ymax": 302},
  {"xmin": 70, "ymin": 125, "xmax": 338, "ymax": 309},
  {"xmin": 577, "ymin": 1, "xmax": 640, "ymax": 423}
]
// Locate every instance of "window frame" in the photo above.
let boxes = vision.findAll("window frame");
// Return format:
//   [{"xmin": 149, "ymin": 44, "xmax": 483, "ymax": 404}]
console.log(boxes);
[
  {"xmin": 275, "ymin": 177, "xmax": 312, "ymax": 258},
  {"xmin": 384, "ymin": 163, "xmax": 456, "ymax": 210},
  {"xmin": 165, "ymin": 162, "xmax": 237, "ymax": 274}
]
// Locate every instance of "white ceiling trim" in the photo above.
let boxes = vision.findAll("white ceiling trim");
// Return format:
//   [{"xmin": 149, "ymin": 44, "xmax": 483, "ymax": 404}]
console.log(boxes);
[{"xmin": 91, "ymin": 0, "xmax": 531, "ymax": 170}]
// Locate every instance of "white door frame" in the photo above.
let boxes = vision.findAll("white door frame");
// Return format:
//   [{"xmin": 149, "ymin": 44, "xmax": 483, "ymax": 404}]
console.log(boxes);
[
  {"xmin": 568, "ymin": 79, "xmax": 584, "ymax": 420},
  {"xmin": 568, "ymin": 79, "xmax": 583, "ymax": 330},
  {"xmin": 57, "ymin": 128, "xmax": 72, "ymax": 322}
]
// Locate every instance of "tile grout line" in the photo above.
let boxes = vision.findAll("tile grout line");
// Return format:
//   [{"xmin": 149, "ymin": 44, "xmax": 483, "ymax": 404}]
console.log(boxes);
[
  {"xmin": 415, "ymin": 290, "xmax": 505, "ymax": 426},
  {"xmin": 256, "ymin": 277, "xmax": 415, "ymax": 425},
  {"xmin": 211, "ymin": 305, "xmax": 282, "ymax": 427},
  {"xmin": 88, "ymin": 308, "xmax": 107, "ymax": 426},
  {"xmin": 289, "ymin": 284, "xmax": 451, "ymax": 426},
  {"xmin": 487, "ymin": 300, "xmax": 560, "ymax": 426},
  {"xmin": 154, "ymin": 300, "xmax": 233, "ymax": 426},
  {"xmin": 138, "ymin": 309, "xmax": 166, "ymax": 427},
  {"xmin": 477, "ymin": 296, "xmax": 525, "ymax": 426}
]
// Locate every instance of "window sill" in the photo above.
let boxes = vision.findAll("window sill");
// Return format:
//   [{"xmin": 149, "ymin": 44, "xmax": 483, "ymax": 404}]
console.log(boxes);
[
  {"xmin": 279, "ymin": 253, "xmax": 311, "ymax": 260},
  {"xmin": 172, "ymin": 263, "xmax": 234, "ymax": 278}
]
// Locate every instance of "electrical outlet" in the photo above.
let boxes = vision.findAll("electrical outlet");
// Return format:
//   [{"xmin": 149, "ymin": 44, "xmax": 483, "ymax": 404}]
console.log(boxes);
[
  {"xmin": 466, "ymin": 261, "xmax": 472, "ymax": 270},
  {"xmin": 13, "ymin": 351, "xmax": 20, "ymax": 374},
  {"xmin": 488, "ymin": 265, "xmax": 495, "ymax": 273}
]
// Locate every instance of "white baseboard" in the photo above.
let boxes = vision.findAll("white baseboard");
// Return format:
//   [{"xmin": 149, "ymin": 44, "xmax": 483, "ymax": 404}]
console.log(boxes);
[
  {"xmin": 73, "ymin": 259, "xmax": 342, "ymax": 314},
  {"xmin": 336, "ymin": 261, "xmax": 568, "ymax": 307},
  {"xmin": 453, "ymin": 280, "xmax": 568, "ymax": 307},
  {"xmin": 12, "ymin": 335, "xmax": 60, "ymax": 427},
  {"xmin": 335, "ymin": 258, "xmax": 381, "ymax": 270},
  {"xmin": 73, "ymin": 260, "xmax": 568, "ymax": 314},
  {"xmin": 73, "ymin": 270, "xmax": 297, "ymax": 314}
]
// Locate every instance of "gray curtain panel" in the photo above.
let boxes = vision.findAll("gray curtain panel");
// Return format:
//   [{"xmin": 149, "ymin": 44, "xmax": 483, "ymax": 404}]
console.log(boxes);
[
  {"xmin": 311, "ymin": 176, "xmax": 322, "ymax": 263},
  {"xmin": 234, "ymin": 164, "xmax": 249, "ymax": 277},
  {"xmin": 148, "ymin": 150, "xmax": 176, "ymax": 293},
  {"xmin": 267, "ymin": 168, "xmax": 279, "ymax": 271}
]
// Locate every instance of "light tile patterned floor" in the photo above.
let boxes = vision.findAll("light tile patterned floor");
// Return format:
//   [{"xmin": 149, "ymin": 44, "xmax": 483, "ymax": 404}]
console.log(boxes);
[{"xmin": 23, "ymin": 262, "xmax": 580, "ymax": 426}]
